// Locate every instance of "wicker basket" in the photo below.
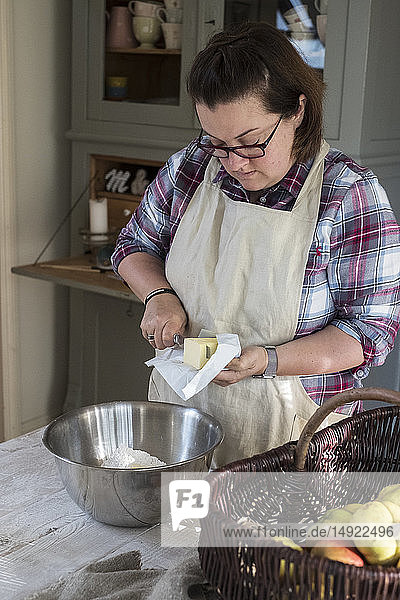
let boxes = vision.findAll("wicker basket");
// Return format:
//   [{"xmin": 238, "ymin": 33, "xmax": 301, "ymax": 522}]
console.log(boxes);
[{"xmin": 198, "ymin": 387, "xmax": 400, "ymax": 600}]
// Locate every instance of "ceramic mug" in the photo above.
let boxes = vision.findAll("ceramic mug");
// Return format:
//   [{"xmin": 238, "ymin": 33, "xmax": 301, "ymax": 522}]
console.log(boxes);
[
  {"xmin": 283, "ymin": 5, "xmax": 309, "ymax": 24},
  {"xmin": 156, "ymin": 7, "xmax": 183, "ymax": 23},
  {"xmin": 164, "ymin": 0, "xmax": 183, "ymax": 10},
  {"xmin": 106, "ymin": 77, "xmax": 128, "ymax": 100},
  {"xmin": 161, "ymin": 22, "xmax": 182, "ymax": 49},
  {"xmin": 128, "ymin": 0, "xmax": 163, "ymax": 18},
  {"xmin": 132, "ymin": 16, "xmax": 161, "ymax": 48},
  {"xmin": 288, "ymin": 20, "xmax": 312, "ymax": 33}
]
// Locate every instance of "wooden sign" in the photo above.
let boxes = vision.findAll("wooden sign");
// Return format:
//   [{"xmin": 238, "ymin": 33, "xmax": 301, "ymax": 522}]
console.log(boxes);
[{"xmin": 103, "ymin": 163, "xmax": 158, "ymax": 197}]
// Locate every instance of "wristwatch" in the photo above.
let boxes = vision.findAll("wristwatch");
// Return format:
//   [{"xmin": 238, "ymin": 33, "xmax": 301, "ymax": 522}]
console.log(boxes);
[{"xmin": 252, "ymin": 346, "xmax": 278, "ymax": 379}]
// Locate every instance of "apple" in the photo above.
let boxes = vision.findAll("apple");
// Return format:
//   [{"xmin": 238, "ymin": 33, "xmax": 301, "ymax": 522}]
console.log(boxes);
[
  {"xmin": 311, "ymin": 540, "xmax": 364, "ymax": 566},
  {"xmin": 273, "ymin": 536, "xmax": 302, "ymax": 552},
  {"xmin": 358, "ymin": 538, "xmax": 398, "ymax": 566},
  {"xmin": 352, "ymin": 501, "xmax": 398, "ymax": 565},
  {"xmin": 351, "ymin": 500, "xmax": 393, "ymax": 525},
  {"xmin": 318, "ymin": 507, "xmax": 353, "ymax": 523},
  {"xmin": 343, "ymin": 503, "xmax": 364, "ymax": 514},
  {"xmin": 306, "ymin": 506, "xmax": 355, "ymax": 551},
  {"xmin": 381, "ymin": 500, "xmax": 400, "ymax": 523},
  {"xmin": 377, "ymin": 484, "xmax": 400, "ymax": 507}
]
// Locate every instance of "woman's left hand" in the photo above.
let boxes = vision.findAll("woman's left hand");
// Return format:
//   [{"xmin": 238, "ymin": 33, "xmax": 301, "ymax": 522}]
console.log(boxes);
[{"xmin": 212, "ymin": 345, "xmax": 267, "ymax": 387}]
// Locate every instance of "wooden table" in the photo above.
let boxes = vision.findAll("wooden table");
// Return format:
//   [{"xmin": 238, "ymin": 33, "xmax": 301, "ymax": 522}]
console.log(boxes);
[{"xmin": 0, "ymin": 429, "xmax": 188, "ymax": 599}]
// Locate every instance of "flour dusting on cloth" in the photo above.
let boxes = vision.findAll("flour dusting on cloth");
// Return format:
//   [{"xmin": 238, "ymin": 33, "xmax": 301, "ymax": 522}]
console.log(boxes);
[{"xmin": 102, "ymin": 445, "xmax": 166, "ymax": 468}]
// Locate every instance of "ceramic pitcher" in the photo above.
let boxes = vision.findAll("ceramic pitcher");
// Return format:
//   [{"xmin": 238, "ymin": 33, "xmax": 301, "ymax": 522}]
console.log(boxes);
[{"xmin": 106, "ymin": 6, "xmax": 137, "ymax": 49}]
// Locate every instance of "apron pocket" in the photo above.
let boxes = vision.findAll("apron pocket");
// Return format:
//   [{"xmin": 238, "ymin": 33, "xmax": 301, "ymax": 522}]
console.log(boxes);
[
  {"xmin": 290, "ymin": 408, "xmax": 347, "ymax": 442},
  {"xmin": 290, "ymin": 413, "xmax": 310, "ymax": 442}
]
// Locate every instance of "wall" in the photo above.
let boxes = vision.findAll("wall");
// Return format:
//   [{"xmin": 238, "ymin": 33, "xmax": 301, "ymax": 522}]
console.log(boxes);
[
  {"xmin": 12, "ymin": 0, "xmax": 71, "ymax": 432},
  {"xmin": 363, "ymin": 170, "xmax": 400, "ymax": 399},
  {"xmin": 323, "ymin": 0, "xmax": 400, "ymax": 401}
]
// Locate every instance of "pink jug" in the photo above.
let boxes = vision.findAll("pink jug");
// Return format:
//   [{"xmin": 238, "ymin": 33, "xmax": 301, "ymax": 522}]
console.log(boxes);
[{"xmin": 106, "ymin": 6, "xmax": 137, "ymax": 49}]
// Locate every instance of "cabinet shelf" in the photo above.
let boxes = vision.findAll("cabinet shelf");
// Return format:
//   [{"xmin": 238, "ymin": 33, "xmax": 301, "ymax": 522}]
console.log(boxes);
[
  {"xmin": 106, "ymin": 47, "xmax": 181, "ymax": 55},
  {"xmin": 12, "ymin": 256, "xmax": 139, "ymax": 302},
  {"xmin": 98, "ymin": 190, "xmax": 142, "ymax": 202}
]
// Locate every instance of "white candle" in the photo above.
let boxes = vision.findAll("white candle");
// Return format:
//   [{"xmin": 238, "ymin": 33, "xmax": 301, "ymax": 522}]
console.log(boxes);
[{"xmin": 89, "ymin": 198, "xmax": 108, "ymax": 234}]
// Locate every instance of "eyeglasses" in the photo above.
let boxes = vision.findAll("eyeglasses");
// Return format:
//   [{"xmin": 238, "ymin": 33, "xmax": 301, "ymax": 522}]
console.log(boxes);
[{"xmin": 197, "ymin": 115, "xmax": 282, "ymax": 159}]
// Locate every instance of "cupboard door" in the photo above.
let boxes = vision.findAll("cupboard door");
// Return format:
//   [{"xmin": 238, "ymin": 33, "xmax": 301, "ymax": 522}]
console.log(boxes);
[{"xmin": 86, "ymin": 0, "xmax": 198, "ymax": 128}]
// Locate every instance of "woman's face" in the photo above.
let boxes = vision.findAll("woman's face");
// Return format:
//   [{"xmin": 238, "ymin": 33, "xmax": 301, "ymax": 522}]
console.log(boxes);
[{"xmin": 196, "ymin": 95, "xmax": 305, "ymax": 191}]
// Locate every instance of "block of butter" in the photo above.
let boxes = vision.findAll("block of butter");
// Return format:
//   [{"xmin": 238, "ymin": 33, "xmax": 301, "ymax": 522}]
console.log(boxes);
[{"xmin": 183, "ymin": 338, "xmax": 218, "ymax": 370}]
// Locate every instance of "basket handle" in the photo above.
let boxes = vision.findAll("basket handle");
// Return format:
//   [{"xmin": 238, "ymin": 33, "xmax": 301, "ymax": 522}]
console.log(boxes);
[{"xmin": 294, "ymin": 387, "xmax": 400, "ymax": 470}]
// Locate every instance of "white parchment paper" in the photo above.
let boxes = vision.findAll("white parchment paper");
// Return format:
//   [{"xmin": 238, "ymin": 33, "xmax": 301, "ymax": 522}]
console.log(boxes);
[{"xmin": 145, "ymin": 333, "xmax": 241, "ymax": 400}]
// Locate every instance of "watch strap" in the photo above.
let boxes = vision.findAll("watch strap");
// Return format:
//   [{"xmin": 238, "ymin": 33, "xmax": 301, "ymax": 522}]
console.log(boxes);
[{"xmin": 252, "ymin": 346, "xmax": 278, "ymax": 379}]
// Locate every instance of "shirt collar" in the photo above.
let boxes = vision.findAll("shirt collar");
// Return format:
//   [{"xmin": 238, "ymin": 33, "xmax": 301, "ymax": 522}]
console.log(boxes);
[{"xmin": 213, "ymin": 158, "xmax": 314, "ymax": 200}]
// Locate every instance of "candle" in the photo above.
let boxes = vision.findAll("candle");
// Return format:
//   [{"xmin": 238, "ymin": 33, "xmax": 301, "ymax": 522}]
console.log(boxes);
[{"xmin": 89, "ymin": 198, "xmax": 108, "ymax": 234}]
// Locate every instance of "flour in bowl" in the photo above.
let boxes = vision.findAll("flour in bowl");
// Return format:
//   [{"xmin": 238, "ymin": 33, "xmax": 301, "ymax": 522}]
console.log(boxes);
[{"xmin": 101, "ymin": 445, "xmax": 166, "ymax": 468}]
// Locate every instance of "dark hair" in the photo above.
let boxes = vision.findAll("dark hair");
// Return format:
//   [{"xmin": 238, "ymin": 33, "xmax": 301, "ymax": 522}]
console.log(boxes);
[{"xmin": 187, "ymin": 22, "xmax": 325, "ymax": 163}]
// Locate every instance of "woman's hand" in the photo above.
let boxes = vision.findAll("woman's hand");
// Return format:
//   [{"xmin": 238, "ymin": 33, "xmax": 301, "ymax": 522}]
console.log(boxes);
[
  {"xmin": 212, "ymin": 345, "xmax": 267, "ymax": 387},
  {"xmin": 212, "ymin": 325, "xmax": 365, "ymax": 386},
  {"xmin": 141, "ymin": 293, "xmax": 187, "ymax": 350}
]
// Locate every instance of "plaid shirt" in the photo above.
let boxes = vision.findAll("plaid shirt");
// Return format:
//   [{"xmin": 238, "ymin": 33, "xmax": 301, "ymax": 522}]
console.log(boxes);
[{"xmin": 112, "ymin": 142, "xmax": 400, "ymax": 414}]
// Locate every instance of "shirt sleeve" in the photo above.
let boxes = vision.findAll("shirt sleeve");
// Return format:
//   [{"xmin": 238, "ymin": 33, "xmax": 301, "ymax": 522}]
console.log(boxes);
[
  {"xmin": 111, "ymin": 148, "xmax": 185, "ymax": 272},
  {"xmin": 328, "ymin": 176, "xmax": 400, "ymax": 375}
]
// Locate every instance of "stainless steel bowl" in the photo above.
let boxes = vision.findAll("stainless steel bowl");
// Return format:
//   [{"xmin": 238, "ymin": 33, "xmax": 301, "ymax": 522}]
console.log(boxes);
[{"xmin": 43, "ymin": 400, "xmax": 223, "ymax": 527}]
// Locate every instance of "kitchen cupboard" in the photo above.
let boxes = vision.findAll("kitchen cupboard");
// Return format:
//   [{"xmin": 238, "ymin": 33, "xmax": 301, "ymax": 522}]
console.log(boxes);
[
  {"xmin": 72, "ymin": 0, "xmax": 340, "ymax": 142},
  {"xmin": 71, "ymin": 0, "xmax": 400, "ymax": 164},
  {"xmin": 61, "ymin": 0, "xmax": 400, "ymax": 410}
]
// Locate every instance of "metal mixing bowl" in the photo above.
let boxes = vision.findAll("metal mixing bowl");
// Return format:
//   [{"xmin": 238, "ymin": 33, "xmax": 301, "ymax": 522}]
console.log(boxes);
[{"xmin": 42, "ymin": 400, "xmax": 223, "ymax": 527}]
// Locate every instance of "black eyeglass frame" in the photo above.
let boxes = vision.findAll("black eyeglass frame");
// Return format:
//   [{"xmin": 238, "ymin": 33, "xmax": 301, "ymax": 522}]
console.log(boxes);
[{"xmin": 196, "ymin": 115, "xmax": 283, "ymax": 159}]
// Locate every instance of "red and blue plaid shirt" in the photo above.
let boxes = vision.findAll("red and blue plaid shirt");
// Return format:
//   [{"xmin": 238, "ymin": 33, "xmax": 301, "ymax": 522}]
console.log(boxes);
[{"xmin": 112, "ymin": 142, "xmax": 400, "ymax": 414}]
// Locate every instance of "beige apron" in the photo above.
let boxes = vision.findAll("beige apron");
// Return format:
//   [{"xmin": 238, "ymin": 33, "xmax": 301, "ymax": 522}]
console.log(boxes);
[{"xmin": 149, "ymin": 141, "xmax": 345, "ymax": 467}]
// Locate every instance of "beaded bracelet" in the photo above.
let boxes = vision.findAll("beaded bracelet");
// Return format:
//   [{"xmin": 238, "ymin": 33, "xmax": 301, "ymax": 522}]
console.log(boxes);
[{"xmin": 144, "ymin": 287, "xmax": 179, "ymax": 306}]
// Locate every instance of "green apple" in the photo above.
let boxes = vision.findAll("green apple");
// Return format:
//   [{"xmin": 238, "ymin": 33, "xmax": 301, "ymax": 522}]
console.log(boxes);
[
  {"xmin": 318, "ymin": 507, "xmax": 353, "ymax": 523},
  {"xmin": 343, "ymin": 503, "xmax": 364, "ymax": 514},
  {"xmin": 358, "ymin": 538, "xmax": 398, "ymax": 566},
  {"xmin": 307, "ymin": 506, "xmax": 354, "ymax": 546},
  {"xmin": 377, "ymin": 485, "xmax": 400, "ymax": 508},
  {"xmin": 273, "ymin": 536, "xmax": 302, "ymax": 552},
  {"xmin": 352, "ymin": 500, "xmax": 393, "ymax": 524},
  {"xmin": 352, "ymin": 501, "xmax": 397, "ymax": 565},
  {"xmin": 382, "ymin": 500, "xmax": 400, "ymax": 523}
]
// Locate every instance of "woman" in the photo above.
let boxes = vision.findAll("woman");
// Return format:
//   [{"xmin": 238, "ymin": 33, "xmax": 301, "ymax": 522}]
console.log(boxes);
[{"xmin": 112, "ymin": 22, "xmax": 400, "ymax": 467}]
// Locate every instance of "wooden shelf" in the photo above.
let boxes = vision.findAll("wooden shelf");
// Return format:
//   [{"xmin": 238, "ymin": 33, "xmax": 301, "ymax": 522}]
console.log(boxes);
[
  {"xmin": 98, "ymin": 190, "xmax": 142, "ymax": 201},
  {"xmin": 12, "ymin": 255, "xmax": 140, "ymax": 303},
  {"xmin": 106, "ymin": 47, "xmax": 181, "ymax": 55}
]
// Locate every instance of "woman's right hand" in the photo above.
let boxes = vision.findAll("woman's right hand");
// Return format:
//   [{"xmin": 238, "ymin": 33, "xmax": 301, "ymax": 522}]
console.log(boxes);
[{"xmin": 141, "ymin": 293, "xmax": 187, "ymax": 349}]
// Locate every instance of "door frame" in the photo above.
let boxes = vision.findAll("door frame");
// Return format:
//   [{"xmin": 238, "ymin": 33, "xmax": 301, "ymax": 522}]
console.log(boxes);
[{"xmin": 0, "ymin": 0, "xmax": 22, "ymax": 440}]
